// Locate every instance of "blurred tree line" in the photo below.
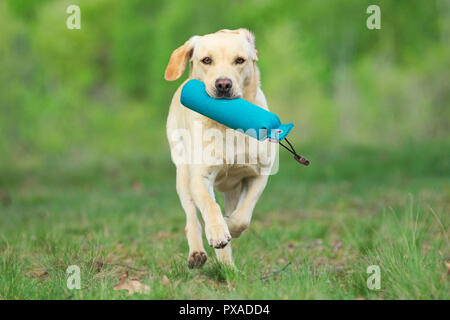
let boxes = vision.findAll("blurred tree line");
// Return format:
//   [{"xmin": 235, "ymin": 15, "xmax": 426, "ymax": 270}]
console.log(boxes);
[{"xmin": 0, "ymin": 0, "xmax": 449, "ymax": 166}]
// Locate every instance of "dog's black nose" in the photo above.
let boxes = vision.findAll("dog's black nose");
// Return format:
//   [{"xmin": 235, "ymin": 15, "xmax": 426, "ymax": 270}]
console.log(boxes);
[{"xmin": 215, "ymin": 78, "xmax": 232, "ymax": 95}]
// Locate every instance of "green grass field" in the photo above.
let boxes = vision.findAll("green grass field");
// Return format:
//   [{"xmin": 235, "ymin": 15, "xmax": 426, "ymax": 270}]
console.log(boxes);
[{"xmin": 0, "ymin": 142, "xmax": 448, "ymax": 300}]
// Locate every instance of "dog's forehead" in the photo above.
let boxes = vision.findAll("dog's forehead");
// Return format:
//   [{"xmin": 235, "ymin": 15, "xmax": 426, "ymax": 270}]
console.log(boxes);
[{"xmin": 195, "ymin": 33, "xmax": 249, "ymax": 54}]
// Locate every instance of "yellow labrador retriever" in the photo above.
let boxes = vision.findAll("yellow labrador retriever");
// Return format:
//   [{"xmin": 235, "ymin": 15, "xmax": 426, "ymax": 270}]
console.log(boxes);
[{"xmin": 164, "ymin": 29, "xmax": 274, "ymax": 268}]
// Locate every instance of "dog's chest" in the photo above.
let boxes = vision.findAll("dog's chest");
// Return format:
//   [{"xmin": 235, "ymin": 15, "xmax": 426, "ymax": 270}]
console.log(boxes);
[{"xmin": 199, "ymin": 117, "xmax": 260, "ymax": 163}]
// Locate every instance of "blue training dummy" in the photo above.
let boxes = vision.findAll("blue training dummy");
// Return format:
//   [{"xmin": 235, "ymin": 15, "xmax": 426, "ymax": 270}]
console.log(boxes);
[{"xmin": 180, "ymin": 79, "xmax": 309, "ymax": 166}]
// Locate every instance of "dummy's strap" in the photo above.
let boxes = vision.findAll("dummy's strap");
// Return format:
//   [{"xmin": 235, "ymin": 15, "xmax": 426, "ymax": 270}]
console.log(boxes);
[{"xmin": 279, "ymin": 138, "xmax": 310, "ymax": 166}]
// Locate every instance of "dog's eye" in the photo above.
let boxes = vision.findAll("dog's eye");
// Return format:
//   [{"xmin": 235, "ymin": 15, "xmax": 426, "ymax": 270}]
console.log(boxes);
[
  {"xmin": 235, "ymin": 57, "xmax": 246, "ymax": 64},
  {"xmin": 201, "ymin": 57, "xmax": 212, "ymax": 65}
]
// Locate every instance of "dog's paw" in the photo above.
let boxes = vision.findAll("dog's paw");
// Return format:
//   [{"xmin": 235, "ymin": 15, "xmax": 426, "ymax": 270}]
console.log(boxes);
[
  {"xmin": 187, "ymin": 251, "xmax": 207, "ymax": 268},
  {"xmin": 225, "ymin": 216, "xmax": 249, "ymax": 238},
  {"xmin": 205, "ymin": 223, "xmax": 231, "ymax": 249}
]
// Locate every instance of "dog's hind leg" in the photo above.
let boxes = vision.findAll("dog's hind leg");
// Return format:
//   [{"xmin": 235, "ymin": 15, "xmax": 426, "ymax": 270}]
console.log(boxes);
[
  {"xmin": 214, "ymin": 183, "xmax": 242, "ymax": 267},
  {"xmin": 224, "ymin": 183, "xmax": 243, "ymax": 219},
  {"xmin": 176, "ymin": 165, "xmax": 207, "ymax": 268}
]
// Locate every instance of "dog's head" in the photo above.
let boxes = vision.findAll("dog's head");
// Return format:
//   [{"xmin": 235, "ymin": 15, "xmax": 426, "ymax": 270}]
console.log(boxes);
[{"xmin": 165, "ymin": 29, "xmax": 258, "ymax": 99}]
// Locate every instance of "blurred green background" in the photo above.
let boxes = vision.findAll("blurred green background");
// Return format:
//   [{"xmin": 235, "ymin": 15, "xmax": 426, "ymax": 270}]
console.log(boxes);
[
  {"xmin": 0, "ymin": 0, "xmax": 449, "ymax": 300},
  {"xmin": 1, "ymin": 0, "xmax": 449, "ymax": 169}
]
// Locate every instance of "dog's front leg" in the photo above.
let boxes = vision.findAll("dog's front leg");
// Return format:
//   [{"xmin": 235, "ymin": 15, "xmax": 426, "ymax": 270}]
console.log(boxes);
[
  {"xmin": 212, "ymin": 184, "xmax": 243, "ymax": 268},
  {"xmin": 190, "ymin": 167, "xmax": 231, "ymax": 249},
  {"xmin": 176, "ymin": 165, "xmax": 207, "ymax": 268},
  {"xmin": 226, "ymin": 174, "xmax": 269, "ymax": 238}
]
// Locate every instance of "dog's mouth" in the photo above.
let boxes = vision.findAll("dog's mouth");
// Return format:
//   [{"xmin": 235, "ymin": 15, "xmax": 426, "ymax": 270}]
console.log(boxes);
[
  {"xmin": 207, "ymin": 89, "xmax": 240, "ymax": 100},
  {"xmin": 205, "ymin": 87, "xmax": 241, "ymax": 100},
  {"xmin": 215, "ymin": 90, "xmax": 233, "ymax": 99}
]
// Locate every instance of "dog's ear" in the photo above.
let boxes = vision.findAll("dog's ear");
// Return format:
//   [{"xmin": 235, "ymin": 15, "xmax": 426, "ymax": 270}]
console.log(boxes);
[
  {"xmin": 238, "ymin": 28, "xmax": 258, "ymax": 61},
  {"xmin": 164, "ymin": 36, "xmax": 200, "ymax": 81}
]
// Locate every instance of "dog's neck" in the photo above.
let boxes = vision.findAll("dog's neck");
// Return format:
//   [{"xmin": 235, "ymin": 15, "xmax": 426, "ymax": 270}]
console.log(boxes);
[{"xmin": 242, "ymin": 63, "xmax": 260, "ymax": 103}]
